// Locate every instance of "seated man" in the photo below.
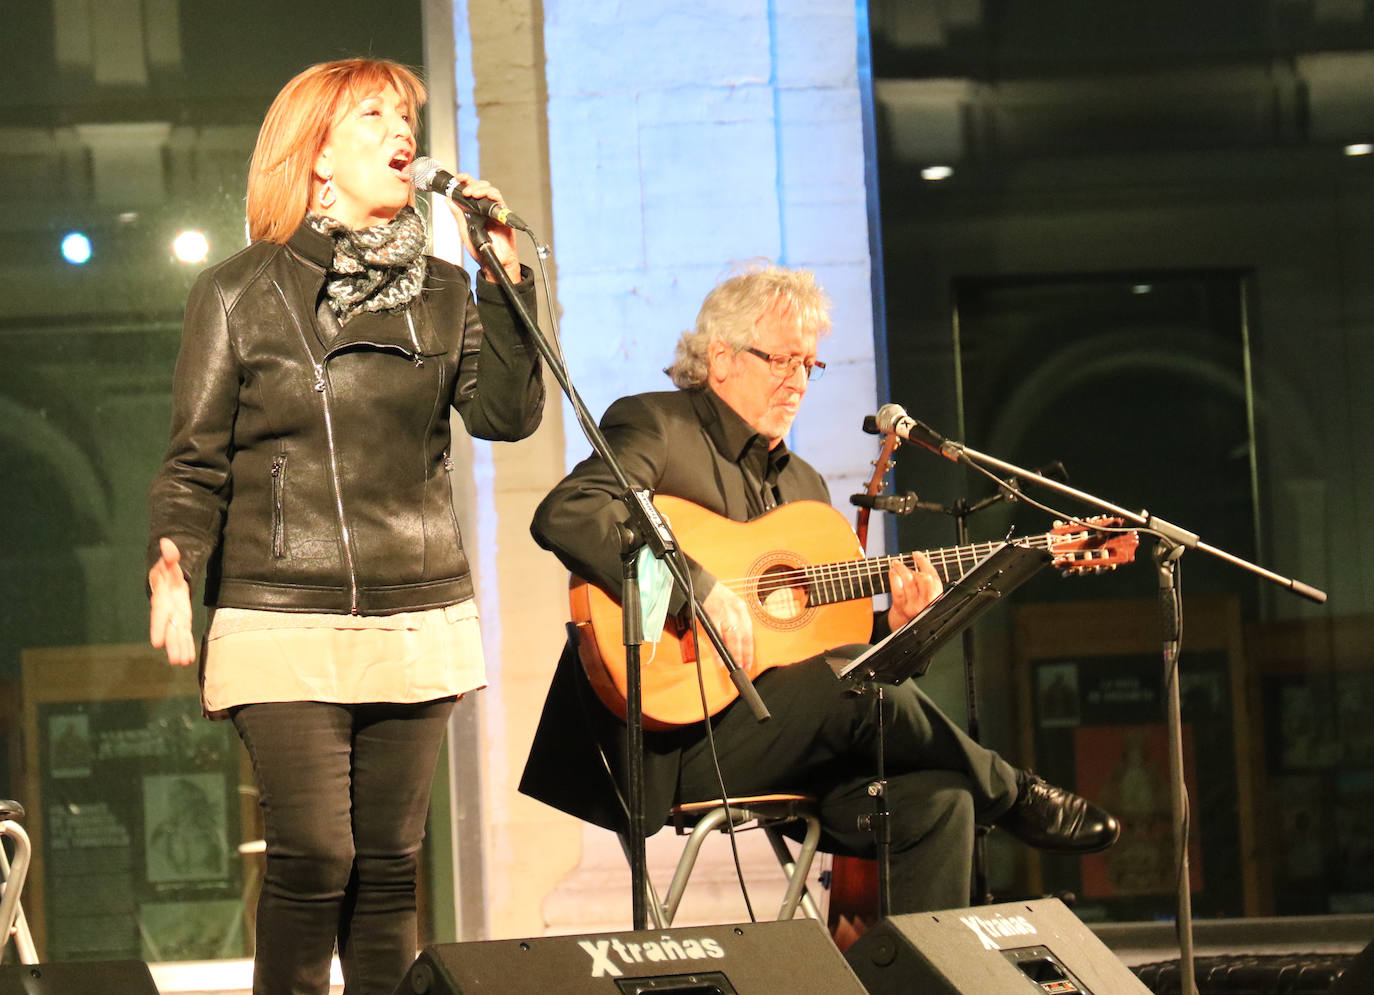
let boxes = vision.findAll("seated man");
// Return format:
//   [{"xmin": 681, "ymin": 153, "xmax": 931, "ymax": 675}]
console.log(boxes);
[{"xmin": 519, "ymin": 264, "xmax": 1119, "ymax": 913}]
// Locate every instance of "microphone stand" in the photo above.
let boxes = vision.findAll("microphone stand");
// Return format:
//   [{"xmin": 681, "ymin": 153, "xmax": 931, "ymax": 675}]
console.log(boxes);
[
  {"xmin": 1155, "ymin": 538, "xmax": 1192, "ymax": 992},
  {"xmin": 463, "ymin": 217, "xmax": 770, "ymax": 931},
  {"xmin": 912, "ymin": 429, "xmax": 1326, "ymax": 995},
  {"xmin": 855, "ymin": 686, "xmax": 891, "ymax": 920},
  {"xmin": 855, "ymin": 484, "xmax": 1014, "ymax": 906},
  {"xmin": 936, "ymin": 488, "xmax": 1013, "ymax": 906}
]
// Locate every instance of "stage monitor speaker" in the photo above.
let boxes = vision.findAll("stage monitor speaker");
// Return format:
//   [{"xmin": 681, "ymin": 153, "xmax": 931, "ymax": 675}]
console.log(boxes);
[
  {"xmin": 1330, "ymin": 937, "xmax": 1374, "ymax": 994},
  {"xmin": 395, "ymin": 919, "xmax": 866, "ymax": 994},
  {"xmin": 844, "ymin": 898, "xmax": 1152, "ymax": 994},
  {"xmin": 0, "ymin": 960, "xmax": 157, "ymax": 995}
]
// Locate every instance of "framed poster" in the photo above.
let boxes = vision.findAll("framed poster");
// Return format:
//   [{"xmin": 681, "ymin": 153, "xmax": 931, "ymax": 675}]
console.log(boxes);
[
  {"xmin": 20, "ymin": 644, "xmax": 248, "ymax": 961},
  {"xmin": 1012, "ymin": 595, "xmax": 1256, "ymax": 920},
  {"xmin": 1249, "ymin": 614, "xmax": 1374, "ymax": 914}
]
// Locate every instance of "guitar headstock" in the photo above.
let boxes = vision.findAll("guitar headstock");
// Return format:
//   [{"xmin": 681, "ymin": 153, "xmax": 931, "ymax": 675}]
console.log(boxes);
[{"xmin": 1048, "ymin": 516, "xmax": 1140, "ymax": 575}]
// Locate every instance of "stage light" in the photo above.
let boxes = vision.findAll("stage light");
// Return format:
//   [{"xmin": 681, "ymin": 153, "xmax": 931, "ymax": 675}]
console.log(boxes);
[
  {"xmin": 173, "ymin": 229, "xmax": 210, "ymax": 264},
  {"xmin": 1344, "ymin": 143, "xmax": 1373, "ymax": 156},
  {"xmin": 61, "ymin": 232, "xmax": 92, "ymax": 265},
  {"xmin": 921, "ymin": 165, "xmax": 954, "ymax": 181}
]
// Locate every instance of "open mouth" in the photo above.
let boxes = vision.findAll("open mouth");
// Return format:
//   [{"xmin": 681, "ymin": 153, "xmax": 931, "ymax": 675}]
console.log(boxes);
[{"xmin": 388, "ymin": 149, "xmax": 413, "ymax": 179}]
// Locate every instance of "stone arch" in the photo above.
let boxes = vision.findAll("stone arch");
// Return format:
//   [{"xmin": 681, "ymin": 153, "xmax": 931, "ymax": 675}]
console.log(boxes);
[
  {"xmin": 974, "ymin": 323, "xmax": 1318, "ymax": 546},
  {"xmin": 0, "ymin": 394, "xmax": 112, "ymax": 542}
]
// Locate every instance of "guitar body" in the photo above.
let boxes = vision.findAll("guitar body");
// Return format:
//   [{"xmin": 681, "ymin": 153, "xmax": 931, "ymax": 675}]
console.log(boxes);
[
  {"xmin": 569, "ymin": 496, "xmax": 1137, "ymax": 730},
  {"xmin": 826, "ymin": 854, "xmax": 880, "ymax": 951},
  {"xmin": 570, "ymin": 496, "xmax": 874, "ymax": 729}
]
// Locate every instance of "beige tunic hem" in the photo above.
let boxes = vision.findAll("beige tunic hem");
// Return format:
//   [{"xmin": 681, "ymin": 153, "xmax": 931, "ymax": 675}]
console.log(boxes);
[{"xmin": 200, "ymin": 601, "xmax": 486, "ymax": 719}]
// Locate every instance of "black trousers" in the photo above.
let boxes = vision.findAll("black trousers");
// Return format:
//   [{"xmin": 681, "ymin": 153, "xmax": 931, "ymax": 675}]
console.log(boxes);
[
  {"xmin": 233, "ymin": 698, "xmax": 454, "ymax": 995},
  {"xmin": 675, "ymin": 657, "xmax": 1020, "ymax": 913}
]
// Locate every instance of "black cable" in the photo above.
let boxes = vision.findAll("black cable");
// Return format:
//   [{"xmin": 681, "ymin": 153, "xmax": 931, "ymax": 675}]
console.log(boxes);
[
  {"xmin": 958, "ymin": 456, "xmax": 1180, "ymax": 545},
  {"xmin": 1164, "ymin": 560, "xmax": 1193, "ymax": 973},
  {"xmin": 680, "ymin": 552, "xmax": 759, "ymax": 923}
]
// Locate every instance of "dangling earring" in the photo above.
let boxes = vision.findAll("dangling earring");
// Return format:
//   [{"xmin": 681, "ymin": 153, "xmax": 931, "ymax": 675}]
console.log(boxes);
[{"xmin": 319, "ymin": 174, "xmax": 336, "ymax": 209}]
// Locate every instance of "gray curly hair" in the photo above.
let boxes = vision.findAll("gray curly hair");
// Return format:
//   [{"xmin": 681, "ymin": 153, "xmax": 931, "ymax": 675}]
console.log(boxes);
[{"xmin": 664, "ymin": 263, "xmax": 832, "ymax": 389}]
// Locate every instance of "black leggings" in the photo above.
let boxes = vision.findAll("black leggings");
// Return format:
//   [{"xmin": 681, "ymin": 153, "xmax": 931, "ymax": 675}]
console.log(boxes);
[{"xmin": 233, "ymin": 698, "xmax": 454, "ymax": 995}]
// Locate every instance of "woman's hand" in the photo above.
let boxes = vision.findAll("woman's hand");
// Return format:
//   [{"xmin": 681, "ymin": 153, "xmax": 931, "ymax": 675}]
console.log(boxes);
[
  {"xmin": 887, "ymin": 552, "xmax": 942, "ymax": 631},
  {"xmin": 149, "ymin": 537, "xmax": 196, "ymax": 666},
  {"xmin": 445, "ymin": 174, "xmax": 522, "ymax": 283},
  {"xmin": 702, "ymin": 581, "xmax": 755, "ymax": 675}
]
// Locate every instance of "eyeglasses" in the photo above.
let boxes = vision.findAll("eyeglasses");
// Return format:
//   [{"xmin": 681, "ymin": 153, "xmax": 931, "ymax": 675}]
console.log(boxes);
[{"xmin": 741, "ymin": 346, "xmax": 826, "ymax": 381}]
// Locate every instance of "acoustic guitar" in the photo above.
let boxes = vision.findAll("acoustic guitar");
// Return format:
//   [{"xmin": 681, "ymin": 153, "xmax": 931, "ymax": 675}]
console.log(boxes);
[{"xmin": 568, "ymin": 496, "xmax": 1138, "ymax": 729}]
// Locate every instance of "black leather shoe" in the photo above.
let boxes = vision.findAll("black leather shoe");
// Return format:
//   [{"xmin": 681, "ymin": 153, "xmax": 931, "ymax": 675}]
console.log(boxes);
[{"xmin": 997, "ymin": 773, "xmax": 1121, "ymax": 853}]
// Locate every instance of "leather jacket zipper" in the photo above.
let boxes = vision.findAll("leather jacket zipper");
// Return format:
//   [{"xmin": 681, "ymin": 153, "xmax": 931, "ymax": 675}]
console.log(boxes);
[
  {"xmin": 314, "ymin": 361, "xmax": 360, "ymax": 613},
  {"xmin": 270, "ymin": 452, "xmax": 287, "ymax": 557},
  {"xmin": 273, "ymin": 279, "xmax": 360, "ymax": 613},
  {"xmin": 442, "ymin": 451, "xmax": 461, "ymax": 535},
  {"xmin": 406, "ymin": 310, "xmax": 424, "ymax": 367}
]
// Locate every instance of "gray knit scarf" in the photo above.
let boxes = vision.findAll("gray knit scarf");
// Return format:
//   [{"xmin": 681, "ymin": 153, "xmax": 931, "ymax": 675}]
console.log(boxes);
[{"xmin": 306, "ymin": 206, "xmax": 427, "ymax": 323}]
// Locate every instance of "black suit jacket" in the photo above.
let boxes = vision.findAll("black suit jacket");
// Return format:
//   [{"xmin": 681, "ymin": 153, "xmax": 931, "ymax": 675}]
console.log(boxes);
[{"xmin": 519, "ymin": 388, "xmax": 830, "ymax": 833}]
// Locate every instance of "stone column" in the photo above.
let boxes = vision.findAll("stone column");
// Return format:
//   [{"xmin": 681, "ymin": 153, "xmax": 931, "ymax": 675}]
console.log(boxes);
[{"xmin": 447, "ymin": 0, "xmax": 882, "ymax": 938}]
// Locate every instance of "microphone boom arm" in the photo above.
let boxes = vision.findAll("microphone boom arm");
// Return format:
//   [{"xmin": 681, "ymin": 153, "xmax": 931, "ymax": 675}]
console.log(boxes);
[{"xmin": 941, "ymin": 439, "xmax": 1327, "ymax": 603}]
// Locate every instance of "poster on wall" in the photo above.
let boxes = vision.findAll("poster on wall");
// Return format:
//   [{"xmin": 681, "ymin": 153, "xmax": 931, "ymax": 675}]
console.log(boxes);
[
  {"xmin": 1074, "ymin": 722, "xmax": 1203, "ymax": 899},
  {"xmin": 1265, "ymin": 671, "xmax": 1374, "ymax": 914},
  {"xmin": 38, "ymin": 696, "xmax": 243, "ymax": 962},
  {"xmin": 1029, "ymin": 651, "xmax": 1243, "ymax": 920}
]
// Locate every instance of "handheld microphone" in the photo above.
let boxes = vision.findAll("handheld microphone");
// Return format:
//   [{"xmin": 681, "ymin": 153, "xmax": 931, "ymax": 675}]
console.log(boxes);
[
  {"xmin": 410, "ymin": 156, "xmax": 531, "ymax": 232},
  {"xmin": 873, "ymin": 403, "xmax": 958, "ymax": 461}
]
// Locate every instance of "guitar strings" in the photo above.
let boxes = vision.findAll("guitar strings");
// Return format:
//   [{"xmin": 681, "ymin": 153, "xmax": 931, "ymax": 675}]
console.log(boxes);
[
  {"xmin": 701, "ymin": 515, "xmax": 1126, "ymax": 602},
  {"xmin": 710, "ymin": 534, "xmax": 1060, "ymax": 599}
]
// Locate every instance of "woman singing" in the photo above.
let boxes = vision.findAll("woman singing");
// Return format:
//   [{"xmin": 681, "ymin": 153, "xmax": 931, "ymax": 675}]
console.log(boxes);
[{"xmin": 146, "ymin": 58, "xmax": 543, "ymax": 994}]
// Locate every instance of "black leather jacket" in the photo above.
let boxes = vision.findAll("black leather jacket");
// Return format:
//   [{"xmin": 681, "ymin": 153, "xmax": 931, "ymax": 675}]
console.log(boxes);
[{"xmin": 147, "ymin": 222, "xmax": 544, "ymax": 614}]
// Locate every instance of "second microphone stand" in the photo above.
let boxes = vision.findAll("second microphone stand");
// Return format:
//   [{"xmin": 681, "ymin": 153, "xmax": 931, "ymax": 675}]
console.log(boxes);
[
  {"xmin": 944, "ymin": 488, "xmax": 1010, "ymax": 906},
  {"xmin": 858, "ymin": 481, "xmax": 1019, "ymax": 905}
]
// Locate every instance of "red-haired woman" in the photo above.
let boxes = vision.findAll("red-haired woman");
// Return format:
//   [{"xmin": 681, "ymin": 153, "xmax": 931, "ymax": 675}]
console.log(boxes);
[{"xmin": 146, "ymin": 58, "xmax": 542, "ymax": 994}]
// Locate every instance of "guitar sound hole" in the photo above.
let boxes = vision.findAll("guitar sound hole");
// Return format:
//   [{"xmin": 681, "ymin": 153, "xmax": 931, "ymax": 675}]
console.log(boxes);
[{"xmin": 752, "ymin": 559, "xmax": 812, "ymax": 630}]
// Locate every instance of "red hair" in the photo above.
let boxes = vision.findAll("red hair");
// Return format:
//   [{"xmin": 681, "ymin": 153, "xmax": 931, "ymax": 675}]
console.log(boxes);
[{"xmin": 246, "ymin": 59, "xmax": 427, "ymax": 244}]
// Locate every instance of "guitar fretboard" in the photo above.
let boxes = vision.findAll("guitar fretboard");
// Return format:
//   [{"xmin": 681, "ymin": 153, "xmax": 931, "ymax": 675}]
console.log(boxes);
[{"xmin": 797, "ymin": 534, "xmax": 1057, "ymax": 608}]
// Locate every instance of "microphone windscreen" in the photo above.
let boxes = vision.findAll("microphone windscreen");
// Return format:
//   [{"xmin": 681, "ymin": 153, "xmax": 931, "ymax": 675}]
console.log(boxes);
[
  {"xmin": 409, "ymin": 155, "xmax": 444, "ymax": 192},
  {"xmin": 874, "ymin": 403, "xmax": 907, "ymax": 434}
]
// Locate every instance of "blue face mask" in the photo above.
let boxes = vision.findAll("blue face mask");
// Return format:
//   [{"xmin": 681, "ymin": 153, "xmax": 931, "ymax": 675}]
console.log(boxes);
[{"xmin": 636, "ymin": 544, "xmax": 674, "ymax": 640}]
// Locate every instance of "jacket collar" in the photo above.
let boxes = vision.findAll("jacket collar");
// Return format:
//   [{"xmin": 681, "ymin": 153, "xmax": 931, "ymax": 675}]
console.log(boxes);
[
  {"xmin": 287, "ymin": 221, "xmax": 334, "ymax": 270},
  {"xmin": 692, "ymin": 388, "xmax": 792, "ymax": 471},
  {"xmin": 283, "ymin": 221, "xmax": 444, "ymax": 358}
]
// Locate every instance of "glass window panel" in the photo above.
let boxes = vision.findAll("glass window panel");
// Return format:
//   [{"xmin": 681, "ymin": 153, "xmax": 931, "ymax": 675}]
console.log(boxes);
[
  {"xmin": 873, "ymin": 0, "xmax": 1368, "ymax": 921},
  {"xmin": 1, "ymin": 2, "xmax": 425, "ymax": 964}
]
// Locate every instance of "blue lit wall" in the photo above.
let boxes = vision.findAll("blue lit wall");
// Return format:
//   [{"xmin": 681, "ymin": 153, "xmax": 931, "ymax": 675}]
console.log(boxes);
[{"xmin": 542, "ymin": 1, "xmax": 883, "ymax": 504}]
